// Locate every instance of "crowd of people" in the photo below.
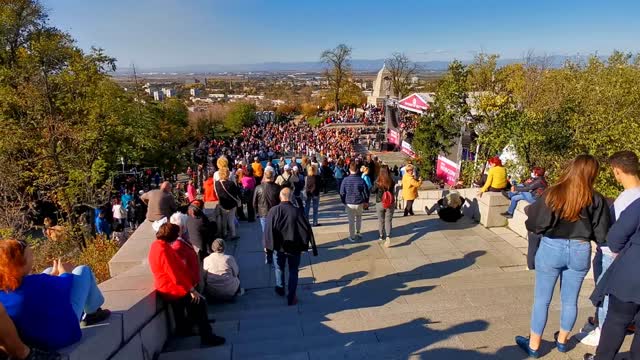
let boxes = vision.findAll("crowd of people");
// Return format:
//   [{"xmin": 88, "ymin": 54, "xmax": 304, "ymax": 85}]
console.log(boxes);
[
  {"xmin": 322, "ymin": 105, "xmax": 385, "ymax": 125},
  {"xmin": 4, "ymin": 106, "xmax": 640, "ymax": 360}
]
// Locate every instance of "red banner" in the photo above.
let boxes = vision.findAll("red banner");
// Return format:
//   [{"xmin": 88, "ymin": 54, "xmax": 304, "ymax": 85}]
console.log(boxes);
[
  {"xmin": 436, "ymin": 155, "xmax": 460, "ymax": 187},
  {"xmin": 401, "ymin": 141, "xmax": 416, "ymax": 158},
  {"xmin": 387, "ymin": 129, "xmax": 400, "ymax": 145}
]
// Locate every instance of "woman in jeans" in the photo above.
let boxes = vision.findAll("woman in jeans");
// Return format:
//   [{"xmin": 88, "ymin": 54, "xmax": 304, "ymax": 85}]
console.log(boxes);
[
  {"xmin": 0, "ymin": 240, "xmax": 110, "ymax": 351},
  {"xmin": 516, "ymin": 155, "xmax": 611, "ymax": 357},
  {"xmin": 305, "ymin": 165, "xmax": 321, "ymax": 226},
  {"xmin": 371, "ymin": 165, "xmax": 394, "ymax": 248},
  {"xmin": 215, "ymin": 168, "xmax": 241, "ymax": 240}
]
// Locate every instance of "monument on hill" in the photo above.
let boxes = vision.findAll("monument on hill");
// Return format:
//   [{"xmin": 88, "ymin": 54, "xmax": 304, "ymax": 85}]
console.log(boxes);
[{"xmin": 367, "ymin": 64, "xmax": 397, "ymax": 107}]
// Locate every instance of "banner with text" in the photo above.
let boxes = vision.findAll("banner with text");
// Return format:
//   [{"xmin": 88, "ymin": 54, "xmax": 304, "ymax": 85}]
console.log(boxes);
[
  {"xmin": 387, "ymin": 129, "xmax": 400, "ymax": 145},
  {"xmin": 401, "ymin": 141, "xmax": 416, "ymax": 158},
  {"xmin": 436, "ymin": 155, "xmax": 461, "ymax": 186}
]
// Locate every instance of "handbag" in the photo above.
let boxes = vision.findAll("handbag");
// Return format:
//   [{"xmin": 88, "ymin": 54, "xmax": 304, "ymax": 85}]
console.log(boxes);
[{"xmin": 219, "ymin": 180, "xmax": 242, "ymax": 208}]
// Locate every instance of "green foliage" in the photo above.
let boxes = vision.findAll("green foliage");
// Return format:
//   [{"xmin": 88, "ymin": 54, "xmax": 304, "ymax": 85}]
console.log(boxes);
[
  {"xmin": 412, "ymin": 60, "xmax": 469, "ymax": 178},
  {"xmin": 307, "ymin": 116, "xmax": 324, "ymax": 127},
  {"xmin": 224, "ymin": 102, "xmax": 256, "ymax": 134}
]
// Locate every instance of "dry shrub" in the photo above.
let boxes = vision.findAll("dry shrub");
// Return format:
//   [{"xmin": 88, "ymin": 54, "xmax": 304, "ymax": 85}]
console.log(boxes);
[{"xmin": 32, "ymin": 234, "xmax": 120, "ymax": 284}]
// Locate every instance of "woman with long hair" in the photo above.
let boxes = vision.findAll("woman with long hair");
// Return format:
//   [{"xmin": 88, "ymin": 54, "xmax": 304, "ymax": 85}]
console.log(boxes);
[
  {"xmin": 305, "ymin": 165, "xmax": 322, "ymax": 226},
  {"xmin": 0, "ymin": 240, "xmax": 110, "ymax": 351},
  {"xmin": 371, "ymin": 165, "xmax": 395, "ymax": 247},
  {"xmin": 516, "ymin": 155, "xmax": 611, "ymax": 357}
]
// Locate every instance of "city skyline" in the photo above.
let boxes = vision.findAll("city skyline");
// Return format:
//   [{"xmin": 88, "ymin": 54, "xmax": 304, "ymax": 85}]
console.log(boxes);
[{"xmin": 42, "ymin": 0, "xmax": 640, "ymax": 69}]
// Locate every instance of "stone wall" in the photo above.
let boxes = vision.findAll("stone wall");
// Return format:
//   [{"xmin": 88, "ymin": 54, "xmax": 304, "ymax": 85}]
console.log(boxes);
[{"xmin": 59, "ymin": 223, "xmax": 170, "ymax": 360}]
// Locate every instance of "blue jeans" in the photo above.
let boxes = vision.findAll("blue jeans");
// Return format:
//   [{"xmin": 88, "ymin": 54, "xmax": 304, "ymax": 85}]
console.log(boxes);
[
  {"xmin": 531, "ymin": 237, "xmax": 591, "ymax": 335},
  {"xmin": 44, "ymin": 265, "xmax": 104, "ymax": 321},
  {"xmin": 507, "ymin": 192, "xmax": 535, "ymax": 214},
  {"xmin": 305, "ymin": 196, "xmax": 320, "ymax": 225},
  {"xmin": 274, "ymin": 251, "xmax": 301, "ymax": 303},
  {"xmin": 593, "ymin": 246, "xmax": 615, "ymax": 326},
  {"xmin": 259, "ymin": 217, "xmax": 273, "ymax": 264}
]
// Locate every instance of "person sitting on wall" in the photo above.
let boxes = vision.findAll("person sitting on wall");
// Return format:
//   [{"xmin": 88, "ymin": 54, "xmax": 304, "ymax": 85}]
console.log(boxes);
[
  {"xmin": 501, "ymin": 167, "xmax": 548, "ymax": 219},
  {"xmin": 0, "ymin": 240, "xmax": 111, "ymax": 351},
  {"xmin": 203, "ymin": 239, "xmax": 244, "ymax": 301},
  {"xmin": 425, "ymin": 192, "xmax": 467, "ymax": 222},
  {"xmin": 478, "ymin": 156, "xmax": 508, "ymax": 197},
  {"xmin": 148, "ymin": 223, "xmax": 225, "ymax": 347}
]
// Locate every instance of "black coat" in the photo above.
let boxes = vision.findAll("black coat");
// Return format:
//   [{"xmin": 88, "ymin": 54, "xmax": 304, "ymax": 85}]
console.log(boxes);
[
  {"xmin": 263, "ymin": 202, "xmax": 318, "ymax": 255},
  {"xmin": 591, "ymin": 198, "xmax": 640, "ymax": 306},
  {"xmin": 253, "ymin": 182, "xmax": 281, "ymax": 217},
  {"xmin": 186, "ymin": 214, "xmax": 215, "ymax": 254},
  {"xmin": 215, "ymin": 180, "xmax": 241, "ymax": 210}
]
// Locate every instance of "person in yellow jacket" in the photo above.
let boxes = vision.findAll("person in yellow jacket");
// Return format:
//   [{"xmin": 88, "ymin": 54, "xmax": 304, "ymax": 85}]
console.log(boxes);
[
  {"xmin": 402, "ymin": 165, "xmax": 422, "ymax": 216},
  {"xmin": 251, "ymin": 157, "xmax": 264, "ymax": 184},
  {"xmin": 478, "ymin": 156, "xmax": 508, "ymax": 197}
]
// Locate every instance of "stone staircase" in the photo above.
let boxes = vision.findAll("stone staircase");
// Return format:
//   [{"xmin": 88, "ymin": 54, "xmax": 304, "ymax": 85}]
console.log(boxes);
[{"xmin": 157, "ymin": 193, "xmax": 613, "ymax": 360}]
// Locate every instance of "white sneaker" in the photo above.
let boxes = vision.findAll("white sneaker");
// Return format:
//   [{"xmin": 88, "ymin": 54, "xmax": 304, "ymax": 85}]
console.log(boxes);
[
  {"xmin": 384, "ymin": 237, "xmax": 392, "ymax": 248},
  {"xmin": 578, "ymin": 327, "xmax": 601, "ymax": 347},
  {"xmin": 581, "ymin": 318, "xmax": 598, "ymax": 333},
  {"xmin": 347, "ymin": 237, "xmax": 357, "ymax": 243},
  {"xmin": 378, "ymin": 237, "xmax": 384, "ymax": 242}
]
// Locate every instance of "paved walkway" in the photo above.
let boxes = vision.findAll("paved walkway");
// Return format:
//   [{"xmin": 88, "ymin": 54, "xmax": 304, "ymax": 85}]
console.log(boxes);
[{"xmin": 158, "ymin": 193, "xmax": 622, "ymax": 360}]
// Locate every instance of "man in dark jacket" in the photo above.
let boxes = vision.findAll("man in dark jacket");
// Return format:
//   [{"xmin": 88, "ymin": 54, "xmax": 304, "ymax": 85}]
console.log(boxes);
[
  {"xmin": 253, "ymin": 169, "xmax": 281, "ymax": 264},
  {"xmin": 339, "ymin": 162, "xmax": 370, "ymax": 242},
  {"xmin": 501, "ymin": 167, "xmax": 547, "ymax": 218},
  {"xmin": 186, "ymin": 200, "xmax": 216, "ymax": 263},
  {"xmin": 263, "ymin": 188, "xmax": 318, "ymax": 306}
]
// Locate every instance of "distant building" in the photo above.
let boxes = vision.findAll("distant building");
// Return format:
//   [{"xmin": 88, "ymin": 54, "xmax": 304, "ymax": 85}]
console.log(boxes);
[
  {"xmin": 189, "ymin": 88, "xmax": 201, "ymax": 97},
  {"xmin": 367, "ymin": 64, "xmax": 397, "ymax": 106},
  {"xmin": 153, "ymin": 91, "xmax": 164, "ymax": 101},
  {"xmin": 162, "ymin": 88, "xmax": 176, "ymax": 97}
]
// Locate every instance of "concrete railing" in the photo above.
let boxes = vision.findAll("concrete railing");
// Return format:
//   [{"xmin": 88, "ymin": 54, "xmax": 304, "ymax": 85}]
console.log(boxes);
[
  {"xmin": 59, "ymin": 222, "xmax": 169, "ymax": 360},
  {"xmin": 396, "ymin": 185, "xmax": 517, "ymax": 229}
]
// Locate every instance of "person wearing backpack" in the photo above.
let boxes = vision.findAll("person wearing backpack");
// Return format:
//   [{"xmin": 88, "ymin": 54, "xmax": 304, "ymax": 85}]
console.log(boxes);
[{"xmin": 371, "ymin": 166, "xmax": 395, "ymax": 248}]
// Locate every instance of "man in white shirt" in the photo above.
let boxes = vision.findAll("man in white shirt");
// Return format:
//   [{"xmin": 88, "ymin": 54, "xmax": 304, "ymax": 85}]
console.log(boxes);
[{"xmin": 580, "ymin": 150, "xmax": 640, "ymax": 346}]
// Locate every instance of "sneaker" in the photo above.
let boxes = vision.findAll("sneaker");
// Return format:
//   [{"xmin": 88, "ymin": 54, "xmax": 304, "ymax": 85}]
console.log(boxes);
[
  {"xmin": 578, "ymin": 327, "xmax": 601, "ymax": 347},
  {"xmin": 554, "ymin": 331, "xmax": 569, "ymax": 353},
  {"xmin": 500, "ymin": 212, "xmax": 513, "ymax": 219},
  {"xmin": 347, "ymin": 237, "xmax": 357, "ymax": 243},
  {"xmin": 378, "ymin": 237, "xmax": 384, "ymax": 242},
  {"xmin": 25, "ymin": 348, "xmax": 61, "ymax": 360},
  {"xmin": 515, "ymin": 336, "xmax": 539, "ymax": 358},
  {"xmin": 583, "ymin": 354, "xmax": 595, "ymax": 360},
  {"xmin": 501, "ymin": 190, "xmax": 511, "ymax": 199},
  {"xmin": 425, "ymin": 207, "xmax": 433, "ymax": 215},
  {"xmin": 275, "ymin": 286, "xmax": 285, "ymax": 297},
  {"xmin": 581, "ymin": 317, "xmax": 598, "ymax": 333},
  {"xmin": 201, "ymin": 334, "xmax": 226, "ymax": 347},
  {"xmin": 384, "ymin": 237, "xmax": 392, "ymax": 248},
  {"xmin": 81, "ymin": 308, "xmax": 111, "ymax": 326}
]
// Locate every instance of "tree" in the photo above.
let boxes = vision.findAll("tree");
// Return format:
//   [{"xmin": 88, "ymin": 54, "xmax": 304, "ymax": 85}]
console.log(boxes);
[
  {"xmin": 224, "ymin": 102, "xmax": 256, "ymax": 134},
  {"xmin": 412, "ymin": 61, "xmax": 470, "ymax": 177},
  {"xmin": 320, "ymin": 44, "xmax": 352, "ymax": 112},
  {"xmin": 385, "ymin": 52, "xmax": 419, "ymax": 99}
]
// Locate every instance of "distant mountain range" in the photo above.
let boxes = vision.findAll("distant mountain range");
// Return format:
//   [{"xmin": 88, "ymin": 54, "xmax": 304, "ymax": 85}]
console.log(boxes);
[{"xmin": 116, "ymin": 55, "xmax": 598, "ymax": 75}]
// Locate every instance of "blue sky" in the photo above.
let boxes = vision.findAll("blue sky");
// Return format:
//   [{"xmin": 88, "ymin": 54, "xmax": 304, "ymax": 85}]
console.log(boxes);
[{"xmin": 42, "ymin": 0, "xmax": 640, "ymax": 69}]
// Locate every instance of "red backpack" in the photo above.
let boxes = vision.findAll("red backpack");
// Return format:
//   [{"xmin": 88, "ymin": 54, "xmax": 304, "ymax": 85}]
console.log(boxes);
[{"xmin": 381, "ymin": 190, "xmax": 395, "ymax": 209}]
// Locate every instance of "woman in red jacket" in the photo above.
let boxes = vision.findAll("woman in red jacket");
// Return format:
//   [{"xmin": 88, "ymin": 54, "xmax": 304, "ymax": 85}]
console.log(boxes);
[{"xmin": 148, "ymin": 223, "xmax": 225, "ymax": 347}]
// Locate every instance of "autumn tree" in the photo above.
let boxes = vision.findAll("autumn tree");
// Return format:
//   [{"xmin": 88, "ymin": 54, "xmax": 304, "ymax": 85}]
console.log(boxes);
[
  {"xmin": 320, "ymin": 44, "xmax": 352, "ymax": 112},
  {"xmin": 385, "ymin": 52, "xmax": 419, "ymax": 99}
]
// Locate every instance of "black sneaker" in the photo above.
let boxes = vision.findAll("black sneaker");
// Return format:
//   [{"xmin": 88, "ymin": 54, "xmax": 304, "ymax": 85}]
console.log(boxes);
[
  {"xmin": 275, "ymin": 286, "xmax": 285, "ymax": 297},
  {"xmin": 81, "ymin": 308, "xmax": 111, "ymax": 326},
  {"xmin": 500, "ymin": 212, "xmax": 513, "ymax": 219},
  {"xmin": 201, "ymin": 334, "xmax": 226, "ymax": 347}
]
